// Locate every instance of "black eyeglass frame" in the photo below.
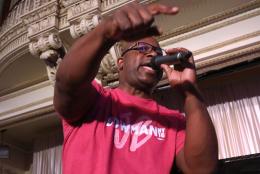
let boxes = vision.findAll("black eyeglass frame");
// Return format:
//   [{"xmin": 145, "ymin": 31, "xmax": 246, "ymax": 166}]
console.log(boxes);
[{"xmin": 121, "ymin": 42, "xmax": 166, "ymax": 57}]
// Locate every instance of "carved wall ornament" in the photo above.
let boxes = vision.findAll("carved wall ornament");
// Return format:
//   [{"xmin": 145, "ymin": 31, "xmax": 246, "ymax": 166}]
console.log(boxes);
[
  {"xmin": 29, "ymin": 34, "xmax": 63, "ymax": 57},
  {"xmin": 28, "ymin": 33, "xmax": 66, "ymax": 85},
  {"xmin": 27, "ymin": 16, "xmax": 59, "ymax": 38},
  {"xmin": 100, "ymin": 0, "xmax": 154, "ymax": 14},
  {"xmin": 21, "ymin": 0, "xmax": 59, "ymax": 25},
  {"xmin": 69, "ymin": 14, "xmax": 101, "ymax": 38},
  {"xmin": 46, "ymin": 58, "xmax": 63, "ymax": 86},
  {"xmin": 61, "ymin": 0, "xmax": 83, "ymax": 8},
  {"xmin": 97, "ymin": 53, "xmax": 119, "ymax": 87},
  {"xmin": 67, "ymin": 0, "xmax": 100, "ymax": 21}
]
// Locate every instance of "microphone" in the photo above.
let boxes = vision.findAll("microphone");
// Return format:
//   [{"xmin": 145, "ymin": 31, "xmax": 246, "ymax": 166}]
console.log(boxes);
[{"xmin": 150, "ymin": 51, "xmax": 192, "ymax": 69}]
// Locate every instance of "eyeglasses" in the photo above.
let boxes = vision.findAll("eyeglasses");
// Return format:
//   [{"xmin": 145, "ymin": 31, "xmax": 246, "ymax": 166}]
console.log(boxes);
[{"xmin": 121, "ymin": 42, "xmax": 166, "ymax": 57}]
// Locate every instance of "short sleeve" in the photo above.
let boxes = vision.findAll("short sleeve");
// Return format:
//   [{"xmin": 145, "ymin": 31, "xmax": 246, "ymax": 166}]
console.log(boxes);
[
  {"xmin": 56, "ymin": 79, "xmax": 109, "ymax": 124},
  {"xmin": 175, "ymin": 114, "xmax": 186, "ymax": 155}
]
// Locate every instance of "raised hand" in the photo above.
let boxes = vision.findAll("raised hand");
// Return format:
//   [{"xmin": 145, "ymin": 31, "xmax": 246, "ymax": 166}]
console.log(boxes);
[
  {"xmin": 103, "ymin": 1, "xmax": 179, "ymax": 41},
  {"xmin": 160, "ymin": 48, "xmax": 197, "ymax": 94}
]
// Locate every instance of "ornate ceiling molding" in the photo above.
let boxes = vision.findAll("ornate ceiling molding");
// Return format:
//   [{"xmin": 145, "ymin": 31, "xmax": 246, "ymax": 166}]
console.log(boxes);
[
  {"xmin": 160, "ymin": 8, "xmax": 260, "ymax": 47},
  {"xmin": 0, "ymin": 76, "xmax": 49, "ymax": 98},
  {"xmin": 194, "ymin": 30, "xmax": 260, "ymax": 56},
  {"xmin": 158, "ymin": 5, "xmax": 260, "ymax": 79},
  {"xmin": 100, "ymin": 0, "xmax": 156, "ymax": 14},
  {"xmin": 60, "ymin": 0, "xmax": 83, "ymax": 8},
  {"xmin": 0, "ymin": 80, "xmax": 51, "ymax": 102},
  {"xmin": 0, "ymin": 23, "xmax": 28, "ymax": 68},
  {"xmin": 0, "ymin": 96, "xmax": 53, "ymax": 119},
  {"xmin": 67, "ymin": 0, "xmax": 100, "ymax": 22},
  {"xmin": 0, "ymin": 105, "xmax": 54, "ymax": 130},
  {"xmin": 196, "ymin": 43, "xmax": 260, "ymax": 74},
  {"xmin": 158, "ymin": 0, "xmax": 260, "ymax": 41},
  {"xmin": 21, "ymin": 0, "xmax": 60, "ymax": 39},
  {"xmin": 0, "ymin": 82, "xmax": 54, "ymax": 127},
  {"xmin": 0, "ymin": 45, "xmax": 29, "ymax": 76}
]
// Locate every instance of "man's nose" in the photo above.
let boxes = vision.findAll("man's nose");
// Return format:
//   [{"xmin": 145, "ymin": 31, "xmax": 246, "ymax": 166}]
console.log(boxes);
[{"xmin": 146, "ymin": 49, "xmax": 158, "ymax": 57}]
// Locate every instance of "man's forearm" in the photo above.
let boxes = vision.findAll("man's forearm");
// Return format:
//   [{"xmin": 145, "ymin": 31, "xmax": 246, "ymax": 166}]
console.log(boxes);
[
  {"xmin": 183, "ymin": 84, "xmax": 218, "ymax": 173},
  {"xmin": 54, "ymin": 20, "xmax": 116, "ymax": 120},
  {"xmin": 56, "ymin": 20, "xmax": 116, "ymax": 91}
]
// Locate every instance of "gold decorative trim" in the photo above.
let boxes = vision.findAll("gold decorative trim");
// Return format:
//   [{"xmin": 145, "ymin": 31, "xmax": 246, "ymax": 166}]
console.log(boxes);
[
  {"xmin": 158, "ymin": 0, "xmax": 260, "ymax": 41},
  {"xmin": 196, "ymin": 43, "xmax": 260, "ymax": 74},
  {"xmin": 194, "ymin": 30, "xmax": 260, "ymax": 56}
]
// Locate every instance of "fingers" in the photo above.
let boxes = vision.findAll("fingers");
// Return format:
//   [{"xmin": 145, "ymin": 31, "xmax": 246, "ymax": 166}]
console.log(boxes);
[
  {"xmin": 160, "ymin": 64, "xmax": 171, "ymax": 77},
  {"xmin": 147, "ymin": 3, "xmax": 179, "ymax": 15},
  {"xmin": 107, "ymin": 1, "xmax": 178, "ymax": 41}
]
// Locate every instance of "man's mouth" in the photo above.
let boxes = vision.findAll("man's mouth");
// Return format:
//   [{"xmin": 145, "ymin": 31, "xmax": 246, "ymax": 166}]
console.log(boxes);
[
  {"xmin": 138, "ymin": 62, "xmax": 163, "ymax": 80},
  {"xmin": 139, "ymin": 62, "xmax": 160, "ymax": 74}
]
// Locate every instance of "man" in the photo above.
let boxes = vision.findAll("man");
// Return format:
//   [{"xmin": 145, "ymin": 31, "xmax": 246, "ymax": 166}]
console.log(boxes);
[{"xmin": 54, "ymin": 1, "xmax": 218, "ymax": 174}]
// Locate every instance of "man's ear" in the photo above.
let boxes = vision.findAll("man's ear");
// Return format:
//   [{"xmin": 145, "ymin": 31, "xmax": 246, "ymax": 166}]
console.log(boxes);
[{"xmin": 117, "ymin": 57, "xmax": 124, "ymax": 71}]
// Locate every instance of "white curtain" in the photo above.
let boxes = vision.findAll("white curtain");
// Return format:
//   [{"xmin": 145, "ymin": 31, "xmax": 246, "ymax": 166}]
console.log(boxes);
[
  {"xmin": 203, "ymin": 78, "xmax": 260, "ymax": 159},
  {"xmin": 32, "ymin": 131, "xmax": 63, "ymax": 174},
  {"xmin": 154, "ymin": 74, "xmax": 260, "ymax": 160}
]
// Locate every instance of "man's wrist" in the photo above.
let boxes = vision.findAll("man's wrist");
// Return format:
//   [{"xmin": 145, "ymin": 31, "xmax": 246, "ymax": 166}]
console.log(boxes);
[
  {"xmin": 100, "ymin": 17, "xmax": 119, "ymax": 44},
  {"xmin": 176, "ymin": 82, "xmax": 204, "ymax": 103}
]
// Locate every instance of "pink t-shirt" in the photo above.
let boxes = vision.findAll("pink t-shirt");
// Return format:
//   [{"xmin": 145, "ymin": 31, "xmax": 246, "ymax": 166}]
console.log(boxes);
[{"xmin": 61, "ymin": 80, "xmax": 186, "ymax": 174}]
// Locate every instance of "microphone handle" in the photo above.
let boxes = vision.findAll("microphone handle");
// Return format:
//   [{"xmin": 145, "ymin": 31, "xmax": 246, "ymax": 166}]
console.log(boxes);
[{"xmin": 150, "ymin": 51, "xmax": 192, "ymax": 69}]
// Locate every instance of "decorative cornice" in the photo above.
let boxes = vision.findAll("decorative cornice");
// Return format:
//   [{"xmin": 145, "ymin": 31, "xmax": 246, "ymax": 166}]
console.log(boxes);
[
  {"xmin": 163, "ymin": 11, "xmax": 260, "ymax": 51},
  {"xmin": 67, "ymin": 0, "xmax": 100, "ymax": 22},
  {"xmin": 101, "ymin": 0, "xmax": 131, "ymax": 13},
  {"xmin": 194, "ymin": 30, "xmax": 260, "ymax": 56},
  {"xmin": 158, "ymin": 0, "xmax": 260, "ymax": 41},
  {"xmin": 21, "ymin": 0, "xmax": 59, "ymax": 25},
  {"xmin": 0, "ymin": 40, "xmax": 29, "ymax": 75},
  {"xmin": 0, "ymin": 33, "xmax": 28, "ymax": 65},
  {"xmin": 20, "ymin": 1, "xmax": 60, "ymax": 39},
  {"xmin": 61, "ymin": 0, "xmax": 84, "ymax": 8},
  {"xmin": 0, "ymin": 80, "xmax": 51, "ymax": 101},
  {"xmin": 196, "ymin": 43, "xmax": 260, "ymax": 74},
  {"xmin": 0, "ymin": 22, "xmax": 26, "ymax": 47},
  {"xmin": 28, "ymin": 16, "xmax": 59, "ymax": 39},
  {"xmin": 0, "ymin": 76, "xmax": 49, "ymax": 98},
  {"xmin": 0, "ymin": 96, "xmax": 53, "ymax": 119},
  {"xmin": 100, "ymin": 0, "xmax": 156, "ymax": 14},
  {"xmin": 0, "ymin": 105, "xmax": 55, "ymax": 130}
]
